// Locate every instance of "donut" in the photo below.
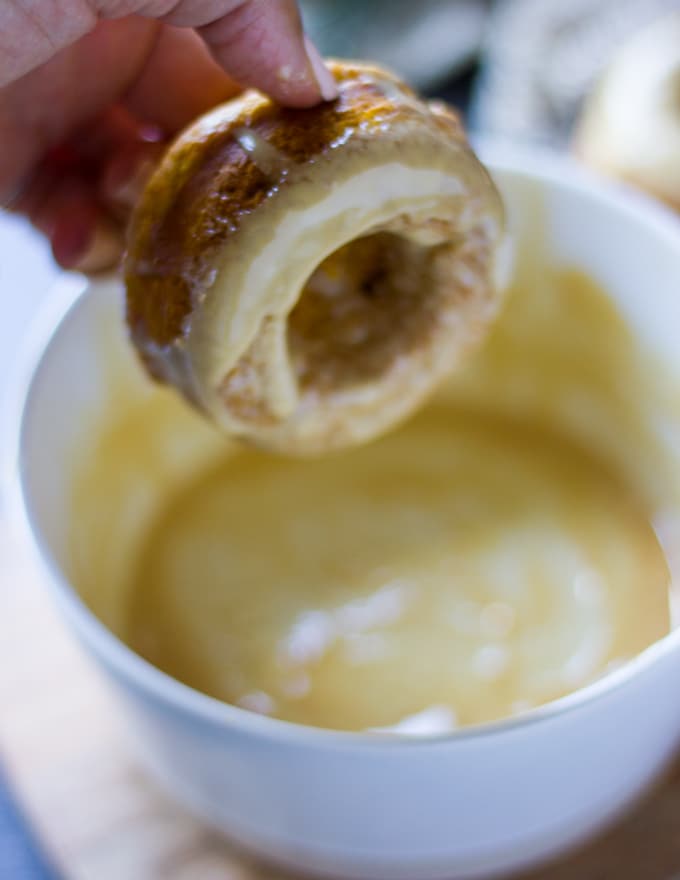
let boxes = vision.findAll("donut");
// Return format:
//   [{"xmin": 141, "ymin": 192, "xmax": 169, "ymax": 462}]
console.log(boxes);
[
  {"xmin": 575, "ymin": 14, "xmax": 680, "ymax": 211},
  {"xmin": 125, "ymin": 60, "xmax": 507, "ymax": 455}
]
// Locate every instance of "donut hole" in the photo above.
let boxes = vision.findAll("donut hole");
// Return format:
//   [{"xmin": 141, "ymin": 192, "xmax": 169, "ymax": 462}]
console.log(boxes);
[{"xmin": 287, "ymin": 229, "xmax": 455, "ymax": 394}]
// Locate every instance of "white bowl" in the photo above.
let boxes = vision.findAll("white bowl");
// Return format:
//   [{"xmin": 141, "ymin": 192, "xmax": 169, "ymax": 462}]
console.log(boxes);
[{"xmin": 10, "ymin": 148, "xmax": 680, "ymax": 880}]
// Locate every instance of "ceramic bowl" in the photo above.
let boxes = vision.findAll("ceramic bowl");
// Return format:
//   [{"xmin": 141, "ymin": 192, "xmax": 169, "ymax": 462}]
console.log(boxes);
[{"xmin": 10, "ymin": 148, "xmax": 680, "ymax": 879}]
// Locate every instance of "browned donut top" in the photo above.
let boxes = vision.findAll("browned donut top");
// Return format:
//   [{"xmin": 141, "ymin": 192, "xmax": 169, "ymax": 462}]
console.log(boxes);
[{"xmin": 125, "ymin": 61, "xmax": 465, "ymax": 350}]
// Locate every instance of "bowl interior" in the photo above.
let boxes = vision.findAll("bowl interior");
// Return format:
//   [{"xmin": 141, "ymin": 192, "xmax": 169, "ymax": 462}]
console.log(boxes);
[{"xmin": 17, "ymin": 154, "xmax": 680, "ymax": 731}]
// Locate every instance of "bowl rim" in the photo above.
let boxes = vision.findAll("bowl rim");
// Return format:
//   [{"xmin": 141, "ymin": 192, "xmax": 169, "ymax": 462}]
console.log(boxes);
[{"xmin": 8, "ymin": 143, "xmax": 680, "ymax": 749}]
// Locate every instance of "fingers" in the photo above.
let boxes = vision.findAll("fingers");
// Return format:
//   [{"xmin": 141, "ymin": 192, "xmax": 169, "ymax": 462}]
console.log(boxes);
[
  {"xmin": 0, "ymin": 1, "xmax": 96, "ymax": 87},
  {"xmin": 123, "ymin": 25, "xmax": 241, "ymax": 131},
  {"xmin": 1, "ymin": 18, "xmax": 238, "ymax": 270},
  {"xmin": 0, "ymin": 17, "xmax": 159, "ymax": 205},
  {"xmin": 129, "ymin": 0, "xmax": 337, "ymax": 107},
  {"xmin": 9, "ymin": 107, "xmax": 159, "ymax": 272},
  {"xmin": 99, "ymin": 139, "xmax": 162, "ymax": 215},
  {"xmin": 196, "ymin": 0, "xmax": 337, "ymax": 106},
  {"xmin": 51, "ymin": 197, "xmax": 123, "ymax": 273},
  {"xmin": 1, "ymin": 0, "xmax": 338, "ymax": 273},
  {"xmin": 2, "ymin": 0, "xmax": 336, "ymax": 112},
  {"xmin": 15, "ymin": 173, "xmax": 123, "ymax": 272}
]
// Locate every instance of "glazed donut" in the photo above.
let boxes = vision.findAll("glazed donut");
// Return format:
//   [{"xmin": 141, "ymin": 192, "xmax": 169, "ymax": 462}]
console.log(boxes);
[
  {"xmin": 125, "ymin": 60, "xmax": 507, "ymax": 455},
  {"xmin": 575, "ymin": 14, "xmax": 680, "ymax": 210}
]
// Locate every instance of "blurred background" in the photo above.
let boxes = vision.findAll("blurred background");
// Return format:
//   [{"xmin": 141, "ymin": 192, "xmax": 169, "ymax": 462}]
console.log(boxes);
[
  {"xmin": 1, "ymin": 0, "xmax": 679, "ymax": 877},
  {"xmin": 303, "ymin": 0, "xmax": 677, "ymax": 143}
]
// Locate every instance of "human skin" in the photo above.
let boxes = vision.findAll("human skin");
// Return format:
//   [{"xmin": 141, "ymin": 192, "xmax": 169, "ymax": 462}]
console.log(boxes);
[{"xmin": 0, "ymin": 0, "xmax": 337, "ymax": 270}]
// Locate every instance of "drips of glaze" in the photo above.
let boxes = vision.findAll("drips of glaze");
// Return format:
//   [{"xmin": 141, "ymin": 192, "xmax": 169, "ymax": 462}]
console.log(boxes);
[{"xmin": 232, "ymin": 127, "xmax": 290, "ymax": 180}]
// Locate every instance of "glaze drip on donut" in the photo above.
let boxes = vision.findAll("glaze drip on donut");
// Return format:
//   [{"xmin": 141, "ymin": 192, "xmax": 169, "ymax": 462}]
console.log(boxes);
[
  {"xmin": 232, "ymin": 127, "xmax": 289, "ymax": 180},
  {"xmin": 125, "ymin": 60, "xmax": 507, "ymax": 454}
]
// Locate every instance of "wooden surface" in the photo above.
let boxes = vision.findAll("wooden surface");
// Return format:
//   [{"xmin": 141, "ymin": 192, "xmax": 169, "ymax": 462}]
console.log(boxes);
[{"xmin": 2, "ymin": 522, "xmax": 680, "ymax": 880}]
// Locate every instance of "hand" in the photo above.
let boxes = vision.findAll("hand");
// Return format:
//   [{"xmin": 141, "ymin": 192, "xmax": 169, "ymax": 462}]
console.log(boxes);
[{"xmin": 0, "ymin": 0, "xmax": 337, "ymax": 271}]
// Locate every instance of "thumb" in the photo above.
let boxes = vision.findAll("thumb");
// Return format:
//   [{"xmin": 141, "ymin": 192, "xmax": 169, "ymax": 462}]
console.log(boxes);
[
  {"xmin": 134, "ymin": 0, "xmax": 338, "ymax": 107},
  {"xmin": 2, "ymin": 1, "xmax": 337, "ymax": 107},
  {"xmin": 184, "ymin": 0, "xmax": 336, "ymax": 106}
]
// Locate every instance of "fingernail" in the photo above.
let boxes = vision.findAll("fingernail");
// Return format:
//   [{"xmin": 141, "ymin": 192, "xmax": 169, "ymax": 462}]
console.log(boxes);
[
  {"xmin": 304, "ymin": 36, "xmax": 338, "ymax": 102},
  {"xmin": 69, "ymin": 222, "xmax": 123, "ymax": 274}
]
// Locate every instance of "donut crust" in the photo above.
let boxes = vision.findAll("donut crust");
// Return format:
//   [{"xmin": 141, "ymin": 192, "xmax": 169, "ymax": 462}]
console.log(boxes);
[{"xmin": 125, "ymin": 60, "xmax": 507, "ymax": 454}]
